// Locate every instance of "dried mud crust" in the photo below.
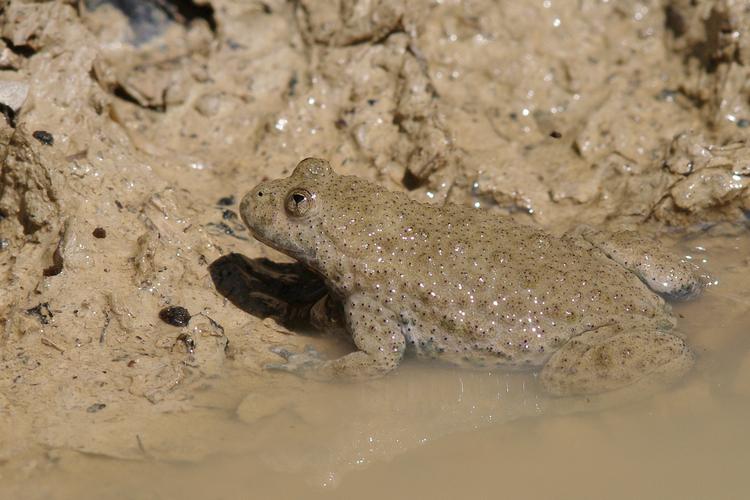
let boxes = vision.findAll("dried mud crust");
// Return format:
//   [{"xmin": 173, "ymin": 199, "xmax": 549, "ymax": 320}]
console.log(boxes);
[{"xmin": 0, "ymin": 0, "xmax": 748, "ymax": 467}]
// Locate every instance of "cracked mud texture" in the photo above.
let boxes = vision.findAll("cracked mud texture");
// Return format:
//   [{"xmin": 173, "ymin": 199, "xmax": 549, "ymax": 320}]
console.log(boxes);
[{"xmin": 1, "ymin": 0, "xmax": 750, "ymax": 480}]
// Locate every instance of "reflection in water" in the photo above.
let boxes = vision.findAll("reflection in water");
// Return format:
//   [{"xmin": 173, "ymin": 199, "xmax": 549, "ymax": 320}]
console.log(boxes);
[{"xmin": 244, "ymin": 366, "xmax": 547, "ymax": 486}]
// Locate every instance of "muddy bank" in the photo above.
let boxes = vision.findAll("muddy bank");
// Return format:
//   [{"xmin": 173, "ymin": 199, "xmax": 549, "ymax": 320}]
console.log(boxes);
[{"xmin": 1, "ymin": 0, "xmax": 749, "ymax": 486}]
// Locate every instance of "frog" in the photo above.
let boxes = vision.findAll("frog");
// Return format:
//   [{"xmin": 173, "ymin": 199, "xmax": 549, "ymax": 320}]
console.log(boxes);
[{"xmin": 240, "ymin": 158, "xmax": 702, "ymax": 396}]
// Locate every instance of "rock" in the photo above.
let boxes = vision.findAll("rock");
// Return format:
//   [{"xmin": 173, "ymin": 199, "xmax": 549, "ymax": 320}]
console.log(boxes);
[{"xmin": 0, "ymin": 79, "xmax": 28, "ymax": 112}]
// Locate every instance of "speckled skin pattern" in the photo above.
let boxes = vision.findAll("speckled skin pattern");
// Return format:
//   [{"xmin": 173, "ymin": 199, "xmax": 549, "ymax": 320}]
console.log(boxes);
[{"xmin": 241, "ymin": 159, "xmax": 702, "ymax": 396}]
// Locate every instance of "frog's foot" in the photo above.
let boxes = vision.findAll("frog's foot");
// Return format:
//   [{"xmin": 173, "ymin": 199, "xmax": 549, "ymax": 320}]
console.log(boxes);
[
  {"xmin": 540, "ymin": 326, "xmax": 694, "ymax": 397},
  {"xmin": 577, "ymin": 227, "xmax": 703, "ymax": 300},
  {"xmin": 267, "ymin": 345, "xmax": 325, "ymax": 376}
]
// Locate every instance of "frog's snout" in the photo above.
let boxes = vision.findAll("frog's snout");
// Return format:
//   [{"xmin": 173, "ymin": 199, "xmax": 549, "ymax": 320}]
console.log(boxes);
[
  {"xmin": 240, "ymin": 185, "xmax": 268, "ymax": 233},
  {"xmin": 239, "ymin": 190, "xmax": 256, "ymax": 230}
]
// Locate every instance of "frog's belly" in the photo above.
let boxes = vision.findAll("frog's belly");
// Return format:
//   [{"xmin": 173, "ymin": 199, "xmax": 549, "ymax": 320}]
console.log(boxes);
[{"xmin": 401, "ymin": 324, "xmax": 552, "ymax": 370}]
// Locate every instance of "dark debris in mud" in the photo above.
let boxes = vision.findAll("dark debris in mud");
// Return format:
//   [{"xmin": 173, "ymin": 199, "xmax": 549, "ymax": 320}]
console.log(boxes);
[
  {"xmin": 32, "ymin": 130, "xmax": 54, "ymax": 145},
  {"xmin": 159, "ymin": 305, "xmax": 191, "ymax": 327},
  {"xmin": 25, "ymin": 302, "xmax": 54, "ymax": 325}
]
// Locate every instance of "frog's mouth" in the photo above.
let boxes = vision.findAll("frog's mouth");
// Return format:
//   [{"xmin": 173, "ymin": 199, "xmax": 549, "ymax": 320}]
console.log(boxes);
[
  {"xmin": 242, "ymin": 216, "xmax": 294, "ymax": 258},
  {"xmin": 240, "ymin": 190, "xmax": 286, "ymax": 249},
  {"xmin": 240, "ymin": 188, "xmax": 284, "ymax": 249},
  {"xmin": 242, "ymin": 208, "xmax": 313, "ymax": 270},
  {"xmin": 245, "ymin": 224, "xmax": 332, "ymax": 292}
]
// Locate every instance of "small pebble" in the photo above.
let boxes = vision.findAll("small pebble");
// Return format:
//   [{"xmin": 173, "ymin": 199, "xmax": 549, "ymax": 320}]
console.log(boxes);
[
  {"xmin": 285, "ymin": 75, "xmax": 299, "ymax": 97},
  {"xmin": 0, "ymin": 79, "xmax": 28, "ymax": 112},
  {"xmin": 656, "ymin": 89, "xmax": 678, "ymax": 102},
  {"xmin": 86, "ymin": 403, "xmax": 106, "ymax": 413},
  {"xmin": 32, "ymin": 130, "xmax": 54, "ymax": 145},
  {"xmin": 194, "ymin": 93, "xmax": 221, "ymax": 117},
  {"xmin": 92, "ymin": 227, "xmax": 107, "ymax": 239},
  {"xmin": 218, "ymin": 195, "xmax": 235, "ymax": 206},
  {"xmin": 176, "ymin": 332, "xmax": 196, "ymax": 353},
  {"xmin": 159, "ymin": 306, "xmax": 191, "ymax": 327}
]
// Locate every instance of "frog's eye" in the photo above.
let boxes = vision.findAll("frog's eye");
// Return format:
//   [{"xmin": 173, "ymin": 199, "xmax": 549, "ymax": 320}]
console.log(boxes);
[{"xmin": 285, "ymin": 188, "xmax": 315, "ymax": 217}]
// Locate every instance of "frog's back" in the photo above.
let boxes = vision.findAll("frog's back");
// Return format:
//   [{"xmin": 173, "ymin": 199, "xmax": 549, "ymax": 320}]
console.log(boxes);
[{"xmin": 369, "ymin": 199, "xmax": 671, "ymax": 367}]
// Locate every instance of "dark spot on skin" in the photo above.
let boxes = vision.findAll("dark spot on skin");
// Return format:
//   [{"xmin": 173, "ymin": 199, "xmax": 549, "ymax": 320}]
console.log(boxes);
[{"xmin": 159, "ymin": 306, "xmax": 191, "ymax": 327}]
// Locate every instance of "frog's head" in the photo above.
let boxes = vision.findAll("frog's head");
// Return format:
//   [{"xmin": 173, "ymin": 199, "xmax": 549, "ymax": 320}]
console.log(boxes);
[{"xmin": 241, "ymin": 158, "xmax": 391, "ymax": 274}]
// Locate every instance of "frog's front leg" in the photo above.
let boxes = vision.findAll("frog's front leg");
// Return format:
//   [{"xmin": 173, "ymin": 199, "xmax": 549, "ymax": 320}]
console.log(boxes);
[
  {"xmin": 268, "ymin": 294, "xmax": 405, "ymax": 380},
  {"xmin": 577, "ymin": 227, "xmax": 703, "ymax": 300},
  {"xmin": 540, "ymin": 325, "xmax": 694, "ymax": 396}
]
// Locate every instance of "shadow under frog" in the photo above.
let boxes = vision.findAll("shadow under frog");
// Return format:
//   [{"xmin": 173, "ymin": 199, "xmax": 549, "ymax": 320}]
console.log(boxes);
[{"xmin": 209, "ymin": 253, "xmax": 344, "ymax": 334}]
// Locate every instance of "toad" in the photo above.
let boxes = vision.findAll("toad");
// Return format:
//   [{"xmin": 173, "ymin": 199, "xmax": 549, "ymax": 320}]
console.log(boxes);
[{"xmin": 240, "ymin": 158, "xmax": 702, "ymax": 396}]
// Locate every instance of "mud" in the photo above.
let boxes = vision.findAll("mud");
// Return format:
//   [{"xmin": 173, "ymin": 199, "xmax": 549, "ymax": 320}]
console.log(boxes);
[{"xmin": 1, "ymin": 0, "xmax": 749, "ymax": 497}]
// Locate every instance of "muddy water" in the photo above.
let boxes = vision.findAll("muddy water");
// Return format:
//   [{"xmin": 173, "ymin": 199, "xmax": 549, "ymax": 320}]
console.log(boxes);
[{"xmin": 3, "ymin": 229, "xmax": 748, "ymax": 499}]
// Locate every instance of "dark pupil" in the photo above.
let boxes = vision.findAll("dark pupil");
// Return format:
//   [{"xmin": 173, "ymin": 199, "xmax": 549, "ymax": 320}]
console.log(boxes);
[{"xmin": 292, "ymin": 193, "xmax": 306, "ymax": 205}]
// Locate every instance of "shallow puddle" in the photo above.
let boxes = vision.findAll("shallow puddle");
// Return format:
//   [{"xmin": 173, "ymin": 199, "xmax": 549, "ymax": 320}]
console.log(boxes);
[{"xmin": 3, "ymin": 227, "xmax": 749, "ymax": 499}]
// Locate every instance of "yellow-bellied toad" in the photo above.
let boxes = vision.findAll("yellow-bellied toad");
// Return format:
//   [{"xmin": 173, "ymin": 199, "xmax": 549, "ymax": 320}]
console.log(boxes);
[{"xmin": 240, "ymin": 158, "xmax": 702, "ymax": 396}]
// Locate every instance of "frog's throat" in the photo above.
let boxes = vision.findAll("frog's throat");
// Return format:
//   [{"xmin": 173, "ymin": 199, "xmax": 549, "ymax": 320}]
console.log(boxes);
[{"xmin": 248, "ymin": 227, "xmax": 301, "ymax": 261}]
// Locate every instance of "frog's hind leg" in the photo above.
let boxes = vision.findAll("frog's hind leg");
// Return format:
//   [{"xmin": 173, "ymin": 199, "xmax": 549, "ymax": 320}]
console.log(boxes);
[
  {"xmin": 577, "ymin": 227, "xmax": 703, "ymax": 300},
  {"xmin": 539, "ymin": 326, "xmax": 694, "ymax": 397}
]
